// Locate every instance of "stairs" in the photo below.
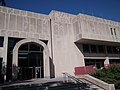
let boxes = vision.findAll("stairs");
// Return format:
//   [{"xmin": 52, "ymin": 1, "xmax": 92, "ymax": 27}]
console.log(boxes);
[
  {"xmin": 79, "ymin": 78, "xmax": 104, "ymax": 90},
  {"xmin": 0, "ymin": 74, "xmax": 90, "ymax": 90},
  {"xmin": 63, "ymin": 73, "xmax": 104, "ymax": 90},
  {"xmin": 76, "ymin": 74, "xmax": 115, "ymax": 90},
  {"xmin": 0, "ymin": 73, "xmax": 112, "ymax": 90}
]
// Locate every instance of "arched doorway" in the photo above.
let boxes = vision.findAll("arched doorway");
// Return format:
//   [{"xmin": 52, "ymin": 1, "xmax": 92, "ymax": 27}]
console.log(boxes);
[
  {"xmin": 12, "ymin": 38, "xmax": 50, "ymax": 80},
  {"xmin": 18, "ymin": 43, "xmax": 44, "ymax": 80}
]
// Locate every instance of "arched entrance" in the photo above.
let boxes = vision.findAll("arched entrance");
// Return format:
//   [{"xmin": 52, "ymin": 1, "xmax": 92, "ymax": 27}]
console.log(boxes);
[
  {"xmin": 18, "ymin": 43, "xmax": 44, "ymax": 80},
  {"xmin": 12, "ymin": 38, "xmax": 50, "ymax": 80}
]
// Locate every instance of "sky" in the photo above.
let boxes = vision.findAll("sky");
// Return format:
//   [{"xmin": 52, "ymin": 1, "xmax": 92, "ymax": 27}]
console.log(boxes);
[{"xmin": 2, "ymin": 0, "xmax": 120, "ymax": 22}]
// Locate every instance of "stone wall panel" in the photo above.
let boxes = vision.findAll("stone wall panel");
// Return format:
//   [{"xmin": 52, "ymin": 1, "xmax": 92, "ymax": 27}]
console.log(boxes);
[
  {"xmin": 17, "ymin": 16, "xmax": 23, "ymax": 31},
  {"xmin": 13, "ymin": 31, "xmax": 19, "ymax": 37},
  {"xmin": 20, "ymin": 32, "xmax": 27, "ymax": 38},
  {"xmin": 29, "ymin": 18, "xmax": 36, "ymax": 32},
  {"xmin": 8, "ymin": 8, "xmax": 14, "ymax": 14},
  {"xmin": 9, "ymin": 15, "xmax": 16, "ymax": 30},
  {"xmin": 53, "ymin": 23, "xmax": 59, "ymax": 35},
  {"xmin": 2, "ymin": 7, "xmax": 7, "ymax": 13},
  {"xmin": 21, "ymin": 10, "xmax": 27, "ymax": 16},
  {"xmin": 5, "ymin": 14, "xmax": 9, "ymax": 30},
  {"xmin": 1, "ymin": 30, "xmax": 6, "ymax": 36},
  {"xmin": 14, "ymin": 9, "xmax": 20, "ymax": 15},
  {"xmin": 0, "ymin": 12, "xmax": 5, "ymax": 29},
  {"xmin": 37, "ymin": 19, "xmax": 42, "ymax": 33},
  {"xmin": 23, "ymin": 16, "xmax": 29, "ymax": 32},
  {"xmin": 73, "ymin": 21, "xmax": 79, "ymax": 35},
  {"xmin": 7, "ymin": 31, "xmax": 12, "ymax": 36},
  {"xmin": 42, "ymin": 19, "xmax": 48, "ymax": 34}
]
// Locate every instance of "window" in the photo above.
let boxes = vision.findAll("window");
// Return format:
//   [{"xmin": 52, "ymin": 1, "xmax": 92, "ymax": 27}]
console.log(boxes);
[
  {"xmin": 83, "ymin": 44, "xmax": 90, "ymax": 53},
  {"xmin": 90, "ymin": 45, "xmax": 97, "ymax": 53},
  {"xmin": 30, "ymin": 43, "xmax": 41, "ymax": 51},
  {"xmin": 85, "ymin": 59, "xmax": 104, "ymax": 69},
  {"xmin": 114, "ymin": 28, "xmax": 116, "ymax": 35},
  {"xmin": 0, "ymin": 37, "xmax": 4, "ymax": 47},
  {"xmin": 98, "ymin": 45, "xmax": 104, "ymax": 53},
  {"xmin": 107, "ymin": 46, "xmax": 112, "ymax": 53},
  {"xmin": 116, "ymin": 47, "xmax": 120, "ymax": 53},
  {"xmin": 19, "ymin": 43, "xmax": 28, "ymax": 51},
  {"xmin": 109, "ymin": 59, "xmax": 120, "ymax": 64},
  {"xmin": 110, "ymin": 28, "xmax": 113, "ymax": 35},
  {"xmin": 113, "ymin": 47, "xmax": 118, "ymax": 54}
]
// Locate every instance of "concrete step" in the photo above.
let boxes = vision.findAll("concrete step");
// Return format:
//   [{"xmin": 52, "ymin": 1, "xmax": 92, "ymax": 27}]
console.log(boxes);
[
  {"xmin": 77, "ymin": 78, "xmax": 104, "ymax": 90},
  {"xmin": 0, "ymin": 78, "xmax": 90, "ymax": 90},
  {"xmin": 90, "ymin": 84, "xmax": 104, "ymax": 90}
]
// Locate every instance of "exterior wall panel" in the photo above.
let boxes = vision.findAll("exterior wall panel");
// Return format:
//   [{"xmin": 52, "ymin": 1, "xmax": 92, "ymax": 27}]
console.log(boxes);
[
  {"xmin": 0, "ymin": 12, "xmax": 5, "ymax": 29},
  {"xmin": 0, "ymin": 6, "xmax": 120, "ymax": 79}
]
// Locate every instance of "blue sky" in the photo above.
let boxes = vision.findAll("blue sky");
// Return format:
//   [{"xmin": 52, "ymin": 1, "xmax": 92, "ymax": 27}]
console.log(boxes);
[{"xmin": 3, "ymin": 0, "xmax": 120, "ymax": 22}]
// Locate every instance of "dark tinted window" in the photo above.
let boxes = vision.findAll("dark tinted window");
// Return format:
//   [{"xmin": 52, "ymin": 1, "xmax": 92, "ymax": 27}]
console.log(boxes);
[
  {"xmin": 98, "ymin": 45, "xmax": 104, "ymax": 53},
  {"xmin": 107, "ymin": 46, "xmax": 112, "ymax": 53},
  {"xmin": 90, "ymin": 45, "xmax": 97, "ymax": 53},
  {"xmin": 0, "ymin": 37, "xmax": 4, "ymax": 47},
  {"xmin": 83, "ymin": 44, "xmax": 90, "ymax": 53},
  {"xmin": 110, "ymin": 28, "xmax": 113, "ymax": 35},
  {"xmin": 114, "ymin": 28, "xmax": 116, "ymax": 35},
  {"xmin": 30, "ymin": 43, "xmax": 41, "ymax": 51},
  {"xmin": 113, "ymin": 47, "xmax": 118, "ymax": 54},
  {"xmin": 19, "ymin": 43, "xmax": 28, "ymax": 51}
]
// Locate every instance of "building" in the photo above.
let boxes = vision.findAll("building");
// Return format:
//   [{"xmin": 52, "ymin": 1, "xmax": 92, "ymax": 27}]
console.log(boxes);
[{"xmin": 0, "ymin": 6, "xmax": 120, "ymax": 81}]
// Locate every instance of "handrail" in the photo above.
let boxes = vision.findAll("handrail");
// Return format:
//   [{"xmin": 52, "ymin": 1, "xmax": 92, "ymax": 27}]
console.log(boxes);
[{"xmin": 62, "ymin": 72, "xmax": 84, "ymax": 83}]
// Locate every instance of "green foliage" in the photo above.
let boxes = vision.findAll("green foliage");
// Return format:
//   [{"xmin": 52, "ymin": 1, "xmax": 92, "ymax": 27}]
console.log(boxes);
[{"xmin": 91, "ymin": 65, "xmax": 120, "ymax": 89}]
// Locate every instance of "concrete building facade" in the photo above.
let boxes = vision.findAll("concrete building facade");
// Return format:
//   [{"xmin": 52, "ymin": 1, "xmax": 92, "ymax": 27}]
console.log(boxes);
[{"xmin": 0, "ymin": 6, "xmax": 120, "ymax": 81}]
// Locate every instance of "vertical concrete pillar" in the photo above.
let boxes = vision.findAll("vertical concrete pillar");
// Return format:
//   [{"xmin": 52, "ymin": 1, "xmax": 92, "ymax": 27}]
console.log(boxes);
[
  {"xmin": 3, "ymin": 36, "xmax": 8, "ymax": 66},
  {"xmin": 44, "ymin": 47, "xmax": 50, "ymax": 78},
  {"xmin": 3, "ymin": 36, "xmax": 8, "ymax": 81}
]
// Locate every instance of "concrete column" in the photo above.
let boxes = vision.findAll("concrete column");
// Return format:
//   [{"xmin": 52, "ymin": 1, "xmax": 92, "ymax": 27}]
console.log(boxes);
[
  {"xmin": 3, "ymin": 36, "xmax": 8, "ymax": 66},
  {"xmin": 3, "ymin": 36, "xmax": 8, "ymax": 81},
  {"xmin": 44, "ymin": 48, "xmax": 50, "ymax": 78},
  {"xmin": 12, "ymin": 48, "xmax": 18, "ymax": 80}
]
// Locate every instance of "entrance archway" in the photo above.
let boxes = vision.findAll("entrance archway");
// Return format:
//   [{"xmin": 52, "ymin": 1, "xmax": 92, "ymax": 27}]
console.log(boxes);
[
  {"xmin": 18, "ymin": 43, "xmax": 44, "ymax": 80},
  {"xmin": 12, "ymin": 38, "xmax": 50, "ymax": 80}
]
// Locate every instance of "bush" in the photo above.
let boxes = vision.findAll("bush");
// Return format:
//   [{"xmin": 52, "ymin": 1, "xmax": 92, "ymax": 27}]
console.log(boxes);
[{"xmin": 91, "ymin": 65, "xmax": 120, "ymax": 89}]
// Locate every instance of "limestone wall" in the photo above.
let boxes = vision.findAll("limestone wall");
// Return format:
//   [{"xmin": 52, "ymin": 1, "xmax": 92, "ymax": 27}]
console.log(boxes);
[
  {"xmin": 1, "ymin": 6, "xmax": 120, "ymax": 78},
  {"xmin": 74, "ymin": 13, "xmax": 120, "ymax": 43},
  {"xmin": 0, "ymin": 6, "xmax": 50, "ymax": 40},
  {"xmin": 0, "ymin": 6, "xmax": 51, "ymax": 67},
  {"xmin": 50, "ymin": 11, "xmax": 85, "ymax": 77}
]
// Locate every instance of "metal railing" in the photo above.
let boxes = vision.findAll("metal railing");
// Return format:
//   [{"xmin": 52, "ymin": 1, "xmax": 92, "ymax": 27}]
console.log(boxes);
[{"xmin": 62, "ymin": 72, "xmax": 90, "ymax": 90}]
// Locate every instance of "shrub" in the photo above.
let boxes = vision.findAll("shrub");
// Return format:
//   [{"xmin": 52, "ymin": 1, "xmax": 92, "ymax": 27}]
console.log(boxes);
[{"xmin": 91, "ymin": 65, "xmax": 120, "ymax": 89}]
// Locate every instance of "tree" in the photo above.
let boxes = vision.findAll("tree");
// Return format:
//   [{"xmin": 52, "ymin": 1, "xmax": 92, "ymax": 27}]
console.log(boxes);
[{"xmin": 0, "ymin": 0, "xmax": 6, "ymax": 6}]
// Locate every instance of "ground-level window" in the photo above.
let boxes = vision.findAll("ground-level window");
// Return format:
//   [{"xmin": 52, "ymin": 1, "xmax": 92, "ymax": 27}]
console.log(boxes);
[
  {"xmin": 109, "ymin": 59, "xmax": 120, "ymax": 64},
  {"xmin": 85, "ymin": 59, "xmax": 104, "ymax": 69}
]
